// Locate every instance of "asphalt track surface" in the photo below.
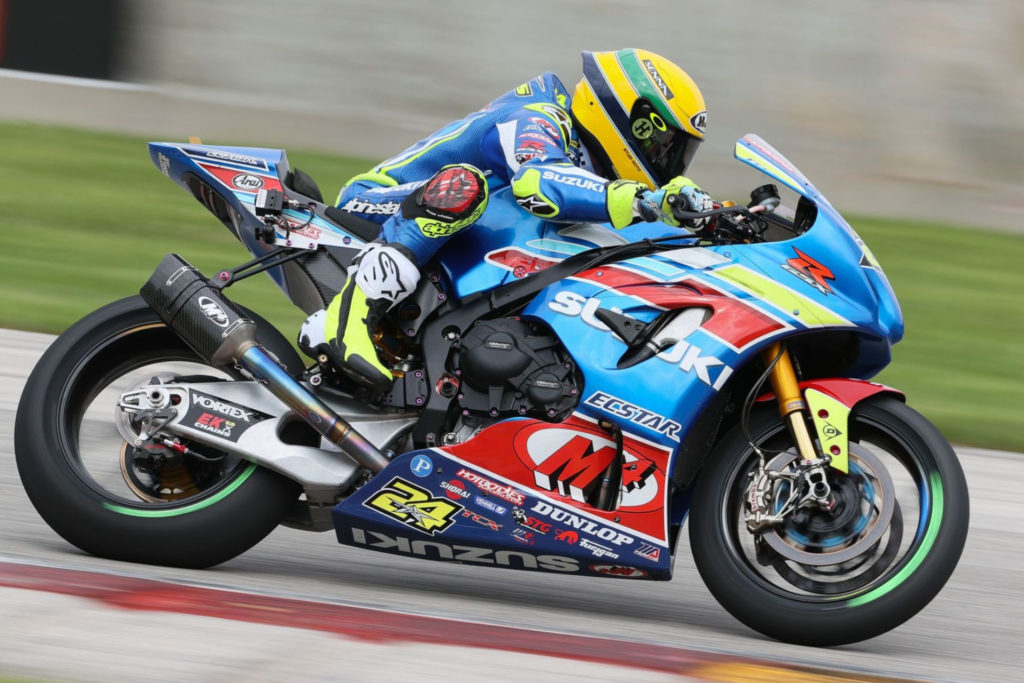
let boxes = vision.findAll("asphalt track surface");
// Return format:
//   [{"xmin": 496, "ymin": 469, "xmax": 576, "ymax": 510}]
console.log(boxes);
[{"xmin": 1, "ymin": 327, "xmax": 1020, "ymax": 682}]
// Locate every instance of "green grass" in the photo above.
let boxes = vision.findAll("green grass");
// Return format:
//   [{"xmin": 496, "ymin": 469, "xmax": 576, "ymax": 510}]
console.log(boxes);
[
  {"xmin": 856, "ymin": 216, "xmax": 1024, "ymax": 451},
  {"xmin": 0, "ymin": 121, "xmax": 369, "ymax": 338},
  {"xmin": 1, "ymin": 121, "xmax": 1022, "ymax": 450}
]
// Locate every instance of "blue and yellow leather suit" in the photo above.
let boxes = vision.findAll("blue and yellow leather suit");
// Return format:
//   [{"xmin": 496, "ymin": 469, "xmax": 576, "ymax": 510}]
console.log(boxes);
[{"xmin": 335, "ymin": 72, "xmax": 631, "ymax": 266}]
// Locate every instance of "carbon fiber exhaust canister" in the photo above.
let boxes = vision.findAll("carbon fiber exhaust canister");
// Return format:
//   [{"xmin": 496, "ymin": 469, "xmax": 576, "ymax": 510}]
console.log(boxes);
[
  {"xmin": 139, "ymin": 253, "xmax": 390, "ymax": 473},
  {"xmin": 140, "ymin": 253, "xmax": 256, "ymax": 366}
]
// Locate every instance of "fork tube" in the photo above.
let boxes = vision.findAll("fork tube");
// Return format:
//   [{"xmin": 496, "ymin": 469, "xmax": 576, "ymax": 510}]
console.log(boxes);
[{"xmin": 764, "ymin": 343, "xmax": 818, "ymax": 461}]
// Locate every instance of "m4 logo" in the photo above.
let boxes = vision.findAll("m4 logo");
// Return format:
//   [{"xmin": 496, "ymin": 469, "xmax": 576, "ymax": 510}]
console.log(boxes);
[{"xmin": 364, "ymin": 477, "xmax": 462, "ymax": 536}]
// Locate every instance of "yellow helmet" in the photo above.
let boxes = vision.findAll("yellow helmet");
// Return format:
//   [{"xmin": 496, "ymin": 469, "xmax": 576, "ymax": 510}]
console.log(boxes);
[{"xmin": 571, "ymin": 49, "xmax": 707, "ymax": 188}]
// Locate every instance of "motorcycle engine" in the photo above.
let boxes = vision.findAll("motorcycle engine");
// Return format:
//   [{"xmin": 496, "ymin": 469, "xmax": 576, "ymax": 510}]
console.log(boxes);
[{"xmin": 453, "ymin": 318, "xmax": 579, "ymax": 421}]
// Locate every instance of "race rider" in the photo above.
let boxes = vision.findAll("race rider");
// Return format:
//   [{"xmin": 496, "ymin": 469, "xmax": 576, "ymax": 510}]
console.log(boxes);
[{"xmin": 299, "ymin": 48, "xmax": 714, "ymax": 392}]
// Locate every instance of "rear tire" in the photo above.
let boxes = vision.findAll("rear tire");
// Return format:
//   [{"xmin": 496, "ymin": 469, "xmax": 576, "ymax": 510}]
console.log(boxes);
[
  {"xmin": 15, "ymin": 296, "xmax": 304, "ymax": 568},
  {"xmin": 689, "ymin": 397, "xmax": 969, "ymax": 645}
]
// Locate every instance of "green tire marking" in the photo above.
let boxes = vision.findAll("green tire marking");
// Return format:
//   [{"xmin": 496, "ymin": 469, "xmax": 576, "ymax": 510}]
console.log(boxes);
[
  {"xmin": 102, "ymin": 462, "xmax": 257, "ymax": 518},
  {"xmin": 846, "ymin": 470, "xmax": 944, "ymax": 607}
]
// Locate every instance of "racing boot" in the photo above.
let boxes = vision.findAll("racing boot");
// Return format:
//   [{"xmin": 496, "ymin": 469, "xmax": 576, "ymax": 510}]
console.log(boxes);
[{"xmin": 298, "ymin": 243, "xmax": 420, "ymax": 394}]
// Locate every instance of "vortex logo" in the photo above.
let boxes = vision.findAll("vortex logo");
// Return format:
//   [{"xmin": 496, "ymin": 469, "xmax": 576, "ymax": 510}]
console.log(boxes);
[{"xmin": 197, "ymin": 296, "xmax": 229, "ymax": 327}]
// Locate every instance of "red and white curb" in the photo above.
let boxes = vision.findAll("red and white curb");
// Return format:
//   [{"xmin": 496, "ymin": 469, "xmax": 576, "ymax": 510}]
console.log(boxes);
[{"xmin": 0, "ymin": 560, "xmax": 912, "ymax": 682}]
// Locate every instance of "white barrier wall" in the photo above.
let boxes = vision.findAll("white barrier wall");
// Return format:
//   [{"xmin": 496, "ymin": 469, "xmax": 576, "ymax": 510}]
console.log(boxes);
[{"xmin": 3, "ymin": 0, "xmax": 1023, "ymax": 229}]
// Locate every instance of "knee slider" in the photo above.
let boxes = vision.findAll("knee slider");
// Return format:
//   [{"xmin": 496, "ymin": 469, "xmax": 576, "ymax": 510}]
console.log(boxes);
[{"xmin": 401, "ymin": 164, "xmax": 489, "ymax": 238}]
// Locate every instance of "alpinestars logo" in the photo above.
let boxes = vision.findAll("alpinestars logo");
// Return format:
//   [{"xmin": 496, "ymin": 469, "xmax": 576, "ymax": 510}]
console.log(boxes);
[
  {"xmin": 516, "ymin": 194, "xmax": 557, "ymax": 217},
  {"xmin": 783, "ymin": 247, "xmax": 835, "ymax": 294},
  {"xmin": 365, "ymin": 250, "xmax": 408, "ymax": 300},
  {"xmin": 341, "ymin": 198, "xmax": 401, "ymax": 215}
]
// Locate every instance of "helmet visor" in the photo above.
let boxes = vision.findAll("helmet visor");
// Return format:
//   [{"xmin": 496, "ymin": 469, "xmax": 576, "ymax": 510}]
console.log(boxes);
[{"xmin": 629, "ymin": 99, "xmax": 703, "ymax": 184}]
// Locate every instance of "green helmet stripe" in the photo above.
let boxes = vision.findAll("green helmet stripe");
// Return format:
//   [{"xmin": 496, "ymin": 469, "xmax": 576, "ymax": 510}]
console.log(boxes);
[{"xmin": 616, "ymin": 49, "xmax": 683, "ymax": 130}]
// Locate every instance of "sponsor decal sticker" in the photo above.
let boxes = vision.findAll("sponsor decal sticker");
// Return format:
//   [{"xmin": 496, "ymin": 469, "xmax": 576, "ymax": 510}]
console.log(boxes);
[
  {"xmin": 474, "ymin": 495, "xmax": 507, "ymax": 516},
  {"xmin": 341, "ymin": 198, "xmax": 401, "ymax": 215},
  {"xmin": 634, "ymin": 543, "xmax": 661, "ymax": 562},
  {"xmin": 519, "ymin": 132, "xmax": 554, "ymax": 143},
  {"xmin": 631, "ymin": 118, "xmax": 654, "ymax": 140},
  {"xmin": 460, "ymin": 509, "xmax": 502, "ymax": 531},
  {"xmin": 554, "ymin": 529, "xmax": 578, "ymax": 544},
  {"xmin": 197, "ymin": 296, "xmax": 230, "ymax": 327},
  {"xmin": 410, "ymin": 454, "xmax": 434, "ymax": 478},
  {"xmin": 516, "ymin": 428, "xmax": 660, "ymax": 508},
  {"xmin": 541, "ymin": 170, "xmax": 604, "ymax": 193},
  {"xmin": 512, "ymin": 528, "xmax": 535, "ymax": 545},
  {"xmin": 363, "ymin": 477, "xmax": 462, "ymax": 535},
  {"xmin": 440, "ymin": 479, "xmax": 470, "ymax": 500},
  {"xmin": 515, "ymin": 194, "xmax": 558, "ymax": 217},
  {"xmin": 782, "ymin": 247, "xmax": 836, "ymax": 294},
  {"xmin": 528, "ymin": 117, "xmax": 560, "ymax": 139},
  {"xmin": 689, "ymin": 111, "xmax": 707, "ymax": 135},
  {"xmin": 579, "ymin": 538, "xmax": 620, "ymax": 560},
  {"xmin": 591, "ymin": 564, "xmax": 648, "ymax": 578},
  {"xmin": 457, "ymin": 468, "xmax": 525, "ymax": 505},
  {"xmin": 642, "ymin": 59, "xmax": 674, "ymax": 100},
  {"xmin": 515, "ymin": 152, "xmax": 546, "ymax": 165},
  {"xmin": 584, "ymin": 391, "xmax": 681, "ymax": 442},
  {"xmin": 349, "ymin": 528, "xmax": 578, "ymax": 572},
  {"xmin": 193, "ymin": 412, "xmax": 236, "ymax": 439},
  {"xmin": 512, "ymin": 507, "xmax": 551, "ymax": 534},
  {"xmin": 530, "ymin": 501, "xmax": 634, "ymax": 545},
  {"xmin": 514, "ymin": 82, "xmax": 533, "ymax": 97},
  {"xmin": 184, "ymin": 391, "xmax": 267, "ymax": 443},
  {"xmin": 184, "ymin": 147, "xmax": 268, "ymax": 170},
  {"xmin": 547, "ymin": 292, "xmax": 734, "ymax": 391},
  {"xmin": 158, "ymin": 153, "xmax": 171, "ymax": 177},
  {"xmin": 231, "ymin": 174, "xmax": 264, "ymax": 191},
  {"xmin": 190, "ymin": 391, "xmax": 258, "ymax": 423}
]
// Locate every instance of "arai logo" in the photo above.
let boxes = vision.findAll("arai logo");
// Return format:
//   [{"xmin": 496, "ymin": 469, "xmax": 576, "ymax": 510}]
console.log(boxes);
[
  {"xmin": 197, "ymin": 296, "xmax": 229, "ymax": 327},
  {"xmin": 232, "ymin": 174, "xmax": 264, "ymax": 190}
]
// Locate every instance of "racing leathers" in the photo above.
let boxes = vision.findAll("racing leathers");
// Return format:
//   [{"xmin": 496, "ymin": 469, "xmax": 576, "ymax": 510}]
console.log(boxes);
[{"xmin": 299, "ymin": 72, "xmax": 712, "ymax": 392}]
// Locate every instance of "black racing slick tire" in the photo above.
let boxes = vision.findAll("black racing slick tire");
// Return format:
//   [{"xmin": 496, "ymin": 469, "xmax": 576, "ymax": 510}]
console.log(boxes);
[
  {"xmin": 689, "ymin": 397, "xmax": 969, "ymax": 646},
  {"xmin": 15, "ymin": 296, "xmax": 304, "ymax": 569}
]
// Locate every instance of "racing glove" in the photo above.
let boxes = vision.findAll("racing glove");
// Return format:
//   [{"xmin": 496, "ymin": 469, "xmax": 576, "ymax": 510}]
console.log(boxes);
[
  {"xmin": 606, "ymin": 177, "xmax": 715, "ymax": 230},
  {"xmin": 645, "ymin": 177, "xmax": 715, "ymax": 230}
]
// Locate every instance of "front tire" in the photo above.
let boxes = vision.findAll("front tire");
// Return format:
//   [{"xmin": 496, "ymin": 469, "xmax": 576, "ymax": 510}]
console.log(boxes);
[
  {"xmin": 15, "ymin": 296, "xmax": 304, "ymax": 569},
  {"xmin": 689, "ymin": 397, "xmax": 969, "ymax": 645}
]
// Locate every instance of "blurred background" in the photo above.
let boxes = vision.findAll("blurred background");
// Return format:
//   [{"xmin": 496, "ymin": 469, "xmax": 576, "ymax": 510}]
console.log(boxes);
[
  {"xmin": 1, "ymin": 0, "xmax": 1022, "ymax": 449},
  {"xmin": 1, "ymin": 4, "xmax": 1023, "ymax": 682}
]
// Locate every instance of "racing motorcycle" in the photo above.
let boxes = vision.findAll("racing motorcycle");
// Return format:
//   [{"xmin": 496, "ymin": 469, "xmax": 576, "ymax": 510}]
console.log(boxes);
[{"xmin": 15, "ymin": 134, "xmax": 969, "ymax": 646}]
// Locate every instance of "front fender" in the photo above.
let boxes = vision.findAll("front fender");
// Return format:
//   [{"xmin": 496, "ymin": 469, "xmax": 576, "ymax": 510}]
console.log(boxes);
[{"xmin": 762, "ymin": 378, "xmax": 904, "ymax": 473}]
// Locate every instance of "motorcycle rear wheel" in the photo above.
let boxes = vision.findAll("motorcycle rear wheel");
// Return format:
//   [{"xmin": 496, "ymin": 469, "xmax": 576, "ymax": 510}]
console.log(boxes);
[
  {"xmin": 689, "ymin": 397, "xmax": 969, "ymax": 645},
  {"xmin": 15, "ymin": 296, "xmax": 304, "ymax": 569}
]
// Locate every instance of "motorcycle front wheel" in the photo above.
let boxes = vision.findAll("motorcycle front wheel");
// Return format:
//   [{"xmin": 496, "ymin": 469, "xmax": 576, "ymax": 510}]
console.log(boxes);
[
  {"xmin": 15, "ymin": 296, "xmax": 304, "ymax": 569},
  {"xmin": 689, "ymin": 396, "xmax": 969, "ymax": 646}
]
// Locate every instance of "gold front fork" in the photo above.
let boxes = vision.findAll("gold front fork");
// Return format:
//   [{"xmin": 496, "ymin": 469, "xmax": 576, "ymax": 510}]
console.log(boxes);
[{"xmin": 764, "ymin": 343, "xmax": 818, "ymax": 461}]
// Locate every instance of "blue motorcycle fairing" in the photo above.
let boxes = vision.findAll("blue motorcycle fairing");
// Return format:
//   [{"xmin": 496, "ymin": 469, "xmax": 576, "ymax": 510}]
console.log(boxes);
[{"xmin": 333, "ymin": 450, "xmax": 671, "ymax": 579}]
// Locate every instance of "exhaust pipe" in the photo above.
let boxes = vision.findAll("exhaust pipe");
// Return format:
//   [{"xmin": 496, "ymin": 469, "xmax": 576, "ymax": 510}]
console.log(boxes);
[{"xmin": 140, "ymin": 253, "xmax": 390, "ymax": 473}]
